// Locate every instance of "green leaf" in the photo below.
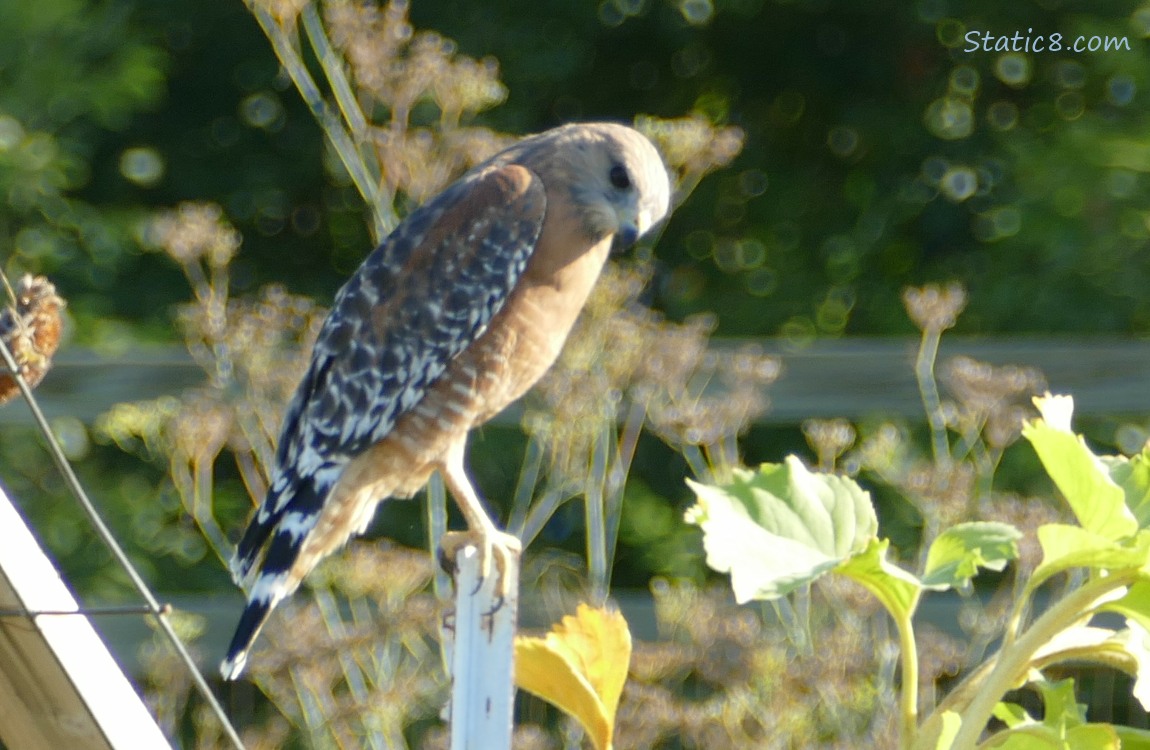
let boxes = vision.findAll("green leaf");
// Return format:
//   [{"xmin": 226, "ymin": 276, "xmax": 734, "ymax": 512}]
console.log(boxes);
[
  {"xmin": 1031, "ymin": 624, "xmax": 1142, "ymax": 683},
  {"xmin": 1030, "ymin": 620, "xmax": 1150, "ymax": 713},
  {"xmin": 1028, "ymin": 525, "xmax": 1150, "ymax": 592},
  {"xmin": 684, "ymin": 456, "xmax": 877, "ymax": 603},
  {"xmin": 936, "ymin": 711, "xmax": 962, "ymax": 750},
  {"xmin": 835, "ymin": 538, "xmax": 921, "ymax": 622},
  {"xmin": 1064, "ymin": 725, "xmax": 1120, "ymax": 749},
  {"xmin": 922, "ymin": 522, "xmax": 1021, "ymax": 591},
  {"xmin": 982, "ymin": 725, "xmax": 1120, "ymax": 750},
  {"xmin": 1033, "ymin": 677, "xmax": 1087, "ymax": 730},
  {"xmin": 993, "ymin": 702, "xmax": 1033, "ymax": 729},
  {"xmin": 1112, "ymin": 625, "xmax": 1150, "ymax": 712},
  {"xmin": 980, "ymin": 726, "xmax": 1063, "ymax": 749},
  {"xmin": 1021, "ymin": 395, "xmax": 1137, "ymax": 540},
  {"xmin": 1114, "ymin": 725, "xmax": 1150, "ymax": 750},
  {"xmin": 1096, "ymin": 596, "xmax": 1150, "ymax": 711},
  {"xmin": 1101, "ymin": 580, "xmax": 1150, "ymax": 636},
  {"xmin": 1103, "ymin": 448, "xmax": 1150, "ymax": 529}
]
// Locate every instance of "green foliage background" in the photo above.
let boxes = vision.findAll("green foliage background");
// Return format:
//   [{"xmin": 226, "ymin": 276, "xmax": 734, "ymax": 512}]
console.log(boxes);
[
  {"xmin": 3, "ymin": 0, "xmax": 1150, "ymax": 737},
  {"xmin": 10, "ymin": 0, "xmax": 1150, "ymax": 342}
]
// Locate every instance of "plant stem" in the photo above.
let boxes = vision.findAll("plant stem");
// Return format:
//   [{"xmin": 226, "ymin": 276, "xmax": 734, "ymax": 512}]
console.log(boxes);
[
  {"xmin": 914, "ymin": 328, "xmax": 950, "ymax": 468},
  {"xmin": 426, "ymin": 472, "xmax": 450, "ymax": 603},
  {"xmin": 246, "ymin": 3, "xmax": 392, "ymax": 240},
  {"xmin": 507, "ymin": 435, "xmax": 544, "ymax": 538},
  {"xmin": 942, "ymin": 570, "xmax": 1138, "ymax": 750},
  {"xmin": 298, "ymin": 3, "xmax": 393, "ymax": 237},
  {"xmin": 586, "ymin": 422, "xmax": 611, "ymax": 602},
  {"xmin": 897, "ymin": 611, "xmax": 919, "ymax": 750}
]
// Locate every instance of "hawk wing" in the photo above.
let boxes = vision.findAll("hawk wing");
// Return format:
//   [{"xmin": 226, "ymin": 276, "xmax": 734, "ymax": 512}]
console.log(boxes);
[{"xmin": 231, "ymin": 164, "xmax": 545, "ymax": 584}]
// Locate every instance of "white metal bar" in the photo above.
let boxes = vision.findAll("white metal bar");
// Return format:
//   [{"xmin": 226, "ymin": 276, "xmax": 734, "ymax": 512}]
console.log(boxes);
[
  {"xmin": 444, "ymin": 543, "xmax": 519, "ymax": 750},
  {"xmin": 0, "ymin": 485, "xmax": 172, "ymax": 749}
]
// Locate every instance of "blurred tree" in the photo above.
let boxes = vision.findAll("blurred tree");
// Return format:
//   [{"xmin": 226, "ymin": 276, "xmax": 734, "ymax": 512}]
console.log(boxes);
[{"xmin": 418, "ymin": 0, "xmax": 1150, "ymax": 338}]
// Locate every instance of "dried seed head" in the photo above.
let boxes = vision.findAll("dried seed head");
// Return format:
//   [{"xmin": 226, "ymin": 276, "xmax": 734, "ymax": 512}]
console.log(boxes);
[
  {"xmin": 636, "ymin": 114, "xmax": 745, "ymax": 194},
  {"xmin": 803, "ymin": 418, "xmax": 857, "ymax": 468},
  {"xmin": 0, "ymin": 274, "xmax": 65, "ymax": 405},
  {"xmin": 902, "ymin": 282, "xmax": 967, "ymax": 332},
  {"xmin": 943, "ymin": 355, "xmax": 1045, "ymax": 416},
  {"xmin": 147, "ymin": 202, "xmax": 240, "ymax": 268},
  {"xmin": 168, "ymin": 393, "xmax": 234, "ymax": 463}
]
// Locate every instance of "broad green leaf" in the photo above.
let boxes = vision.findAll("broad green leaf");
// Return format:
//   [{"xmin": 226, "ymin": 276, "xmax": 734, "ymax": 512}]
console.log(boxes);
[
  {"xmin": 922, "ymin": 522, "xmax": 1021, "ymax": 591},
  {"xmin": 936, "ymin": 710, "xmax": 962, "ymax": 750},
  {"xmin": 993, "ymin": 702, "xmax": 1034, "ymax": 729},
  {"xmin": 1103, "ymin": 448, "xmax": 1150, "ymax": 529},
  {"xmin": 684, "ymin": 456, "xmax": 877, "ymax": 602},
  {"xmin": 1022, "ymin": 394, "xmax": 1137, "ymax": 540},
  {"xmin": 980, "ymin": 726, "xmax": 1064, "ymax": 749},
  {"xmin": 982, "ymin": 725, "xmax": 1119, "ymax": 750},
  {"xmin": 835, "ymin": 538, "xmax": 921, "ymax": 622},
  {"xmin": 514, "ymin": 605, "xmax": 632, "ymax": 750},
  {"xmin": 1028, "ymin": 525, "xmax": 1150, "ymax": 592},
  {"xmin": 1101, "ymin": 581, "xmax": 1150, "ymax": 637},
  {"xmin": 983, "ymin": 680, "xmax": 1119, "ymax": 750},
  {"xmin": 1033, "ymin": 677, "xmax": 1087, "ymax": 729},
  {"xmin": 1030, "ymin": 620, "xmax": 1150, "ymax": 712},
  {"xmin": 1113, "ymin": 624, "xmax": 1150, "ymax": 711},
  {"xmin": 1031, "ymin": 625, "xmax": 1145, "ymax": 692},
  {"xmin": 1064, "ymin": 725, "xmax": 1120, "ymax": 749},
  {"xmin": 1114, "ymin": 725, "xmax": 1150, "ymax": 749}
]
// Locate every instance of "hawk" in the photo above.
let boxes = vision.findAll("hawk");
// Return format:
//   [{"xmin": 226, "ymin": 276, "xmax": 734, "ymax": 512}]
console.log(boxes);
[{"xmin": 221, "ymin": 122, "xmax": 671, "ymax": 679}]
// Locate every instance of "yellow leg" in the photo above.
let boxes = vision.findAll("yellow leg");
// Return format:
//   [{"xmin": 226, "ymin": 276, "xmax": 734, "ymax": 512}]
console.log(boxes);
[{"xmin": 439, "ymin": 439, "xmax": 521, "ymax": 597}]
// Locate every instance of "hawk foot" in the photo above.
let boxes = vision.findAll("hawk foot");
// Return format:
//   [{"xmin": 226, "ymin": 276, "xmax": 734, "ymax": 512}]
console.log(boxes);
[{"xmin": 440, "ymin": 528, "xmax": 521, "ymax": 599}]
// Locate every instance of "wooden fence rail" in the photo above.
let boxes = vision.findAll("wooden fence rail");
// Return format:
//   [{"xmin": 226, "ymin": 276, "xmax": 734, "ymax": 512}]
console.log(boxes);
[{"xmin": 3, "ymin": 337, "xmax": 1148, "ymax": 427}]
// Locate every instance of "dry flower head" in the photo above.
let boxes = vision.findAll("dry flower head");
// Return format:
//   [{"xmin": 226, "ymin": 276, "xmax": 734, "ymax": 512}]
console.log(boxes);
[
  {"xmin": 902, "ymin": 282, "xmax": 967, "ymax": 332},
  {"xmin": 0, "ymin": 273, "xmax": 65, "ymax": 405}
]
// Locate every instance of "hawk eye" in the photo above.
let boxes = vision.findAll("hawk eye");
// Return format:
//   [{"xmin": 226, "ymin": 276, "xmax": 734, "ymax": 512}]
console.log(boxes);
[{"xmin": 608, "ymin": 164, "xmax": 631, "ymax": 190}]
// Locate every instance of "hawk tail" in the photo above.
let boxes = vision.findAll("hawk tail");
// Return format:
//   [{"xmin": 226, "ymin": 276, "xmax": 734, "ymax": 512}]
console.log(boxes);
[{"xmin": 222, "ymin": 471, "xmax": 331, "ymax": 679}]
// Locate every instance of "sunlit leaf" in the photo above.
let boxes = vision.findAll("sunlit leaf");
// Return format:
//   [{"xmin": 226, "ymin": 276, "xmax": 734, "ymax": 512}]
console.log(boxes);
[
  {"xmin": 993, "ymin": 702, "xmax": 1033, "ymax": 729},
  {"xmin": 1028, "ymin": 525, "xmax": 1150, "ymax": 591},
  {"xmin": 1033, "ymin": 677, "xmax": 1087, "ymax": 730},
  {"xmin": 1114, "ymin": 724, "xmax": 1150, "ymax": 749},
  {"xmin": 982, "ymin": 725, "xmax": 1120, "ymax": 750},
  {"xmin": 1030, "ymin": 624, "xmax": 1146, "ymax": 689},
  {"xmin": 1022, "ymin": 394, "xmax": 1137, "ymax": 540},
  {"xmin": 1064, "ymin": 725, "xmax": 1120, "ymax": 749},
  {"xmin": 835, "ymin": 538, "xmax": 921, "ymax": 622},
  {"xmin": 1101, "ymin": 580, "xmax": 1150, "ymax": 637},
  {"xmin": 1096, "ymin": 596, "xmax": 1150, "ymax": 711},
  {"xmin": 1103, "ymin": 448, "xmax": 1150, "ymax": 529},
  {"xmin": 1113, "ymin": 624, "xmax": 1150, "ymax": 712},
  {"xmin": 684, "ymin": 456, "xmax": 877, "ymax": 602},
  {"xmin": 981, "ymin": 727, "xmax": 1062, "ymax": 749},
  {"xmin": 935, "ymin": 710, "xmax": 962, "ymax": 750},
  {"xmin": 921, "ymin": 521, "xmax": 1021, "ymax": 591},
  {"xmin": 514, "ymin": 604, "xmax": 631, "ymax": 750}
]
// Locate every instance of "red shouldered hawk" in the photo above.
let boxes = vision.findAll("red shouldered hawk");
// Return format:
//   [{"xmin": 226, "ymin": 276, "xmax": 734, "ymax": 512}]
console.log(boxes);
[
  {"xmin": 221, "ymin": 122, "xmax": 671, "ymax": 678},
  {"xmin": 0, "ymin": 275, "xmax": 65, "ymax": 405}
]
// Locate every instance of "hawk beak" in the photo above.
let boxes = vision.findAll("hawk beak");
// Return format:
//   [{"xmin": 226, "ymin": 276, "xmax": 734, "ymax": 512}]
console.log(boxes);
[{"xmin": 611, "ymin": 222, "xmax": 640, "ymax": 254}]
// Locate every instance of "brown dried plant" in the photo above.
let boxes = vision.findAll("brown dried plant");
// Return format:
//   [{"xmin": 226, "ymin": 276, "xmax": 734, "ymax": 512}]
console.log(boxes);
[
  {"xmin": 0, "ymin": 272, "xmax": 66, "ymax": 405},
  {"xmin": 612, "ymin": 579, "xmax": 898, "ymax": 748}
]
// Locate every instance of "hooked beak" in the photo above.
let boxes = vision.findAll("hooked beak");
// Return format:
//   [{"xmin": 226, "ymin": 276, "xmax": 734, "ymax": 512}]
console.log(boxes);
[{"xmin": 611, "ymin": 221, "xmax": 640, "ymax": 254}]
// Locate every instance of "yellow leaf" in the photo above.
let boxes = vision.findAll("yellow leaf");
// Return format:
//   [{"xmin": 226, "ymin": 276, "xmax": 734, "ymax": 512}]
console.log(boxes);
[{"xmin": 514, "ymin": 604, "xmax": 632, "ymax": 750}]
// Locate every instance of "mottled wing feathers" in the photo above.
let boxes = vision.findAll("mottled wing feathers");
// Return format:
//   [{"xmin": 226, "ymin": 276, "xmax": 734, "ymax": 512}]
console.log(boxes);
[{"xmin": 230, "ymin": 164, "xmax": 545, "ymax": 586}]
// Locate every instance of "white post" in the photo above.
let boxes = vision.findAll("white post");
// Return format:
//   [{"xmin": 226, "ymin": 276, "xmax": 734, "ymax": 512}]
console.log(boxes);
[{"xmin": 442, "ymin": 540, "xmax": 519, "ymax": 750}]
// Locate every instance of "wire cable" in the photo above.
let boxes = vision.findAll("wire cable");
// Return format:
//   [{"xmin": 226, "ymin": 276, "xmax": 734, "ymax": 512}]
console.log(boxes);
[{"xmin": 0, "ymin": 333, "xmax": 246, "ymax": 750}]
